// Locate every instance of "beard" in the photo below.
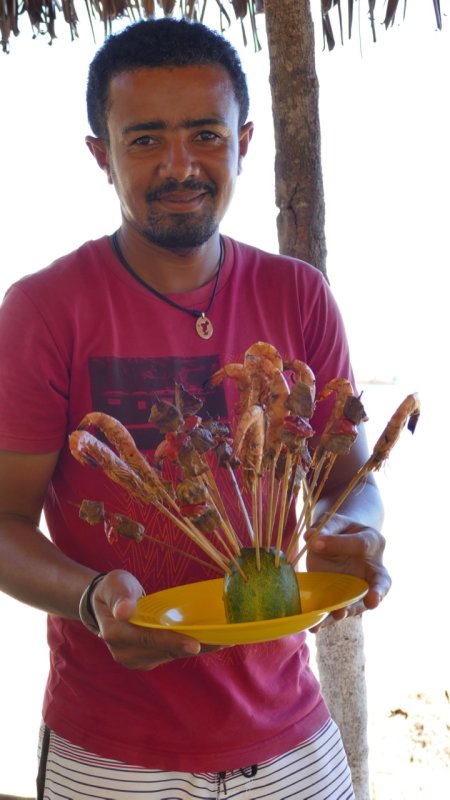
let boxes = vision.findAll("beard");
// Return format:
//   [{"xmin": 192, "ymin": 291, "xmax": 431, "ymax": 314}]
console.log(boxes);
[{"xmin": 143, "ymin": 178, "xmax": 219, "ymax": 250}]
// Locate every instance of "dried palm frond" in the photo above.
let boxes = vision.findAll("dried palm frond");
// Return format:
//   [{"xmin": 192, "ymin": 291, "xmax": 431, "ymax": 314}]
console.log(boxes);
[
  {"xmin": 0, "ymin": 0, "xmax": 444, "ymax": 54},
  {"xmin": 321, "ymin": 0, "xmax": 443, "ymax": 49}
]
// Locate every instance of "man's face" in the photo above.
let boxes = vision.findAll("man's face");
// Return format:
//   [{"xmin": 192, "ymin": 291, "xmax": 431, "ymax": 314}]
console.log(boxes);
[{"xmin": 96, "ymin": 64, "xmax": 252, "ymax": 250}]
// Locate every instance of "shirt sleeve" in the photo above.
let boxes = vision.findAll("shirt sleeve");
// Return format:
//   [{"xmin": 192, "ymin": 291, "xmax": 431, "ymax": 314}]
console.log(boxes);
[
  {"xmin": 302, "ymin": 273, "xmax": 357, "ymax": 436},
  {"xmin": 0, "ymin": 283, "xmax": 69, "ymax": 452}
]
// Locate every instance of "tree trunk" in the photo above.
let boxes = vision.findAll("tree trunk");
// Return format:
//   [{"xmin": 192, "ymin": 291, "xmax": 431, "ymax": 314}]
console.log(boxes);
[
  {"xmin": 263, "ymin": 3, "xmax": 369, "ymax": 797},
  {"xmin": 314, "ymin": 617, "xmax": 370, "ymax": 800},
  {"xmin": 263, "ymin": 0, "xmax": 327, "ymax": 275}
]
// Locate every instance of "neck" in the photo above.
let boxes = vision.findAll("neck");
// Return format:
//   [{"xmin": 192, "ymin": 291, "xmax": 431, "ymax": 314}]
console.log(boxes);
[{"xmin": 114, "ymin": 225, "xmax": 223, "ymax": 294}]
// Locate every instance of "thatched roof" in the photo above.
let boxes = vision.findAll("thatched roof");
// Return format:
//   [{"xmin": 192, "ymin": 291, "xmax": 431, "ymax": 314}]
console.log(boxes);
[{"xmin": 0, "ymin": 0, "xmax": 444, "ymax": 54}]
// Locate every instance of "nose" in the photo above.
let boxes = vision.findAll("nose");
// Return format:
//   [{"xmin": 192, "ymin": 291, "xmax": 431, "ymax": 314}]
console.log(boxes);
[{"xmin": 158, "ymin": 138, "xmax": 199, "ymax": 182}]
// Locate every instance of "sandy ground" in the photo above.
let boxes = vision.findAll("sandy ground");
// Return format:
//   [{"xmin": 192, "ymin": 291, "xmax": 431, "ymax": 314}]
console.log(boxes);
[
  {"xmin": 0, "ymin": 381, "xmax": 449, "ymax": 798},
  {"xmin": 368, "ymin": 686, "xmax": 449, "ymax": 799}
]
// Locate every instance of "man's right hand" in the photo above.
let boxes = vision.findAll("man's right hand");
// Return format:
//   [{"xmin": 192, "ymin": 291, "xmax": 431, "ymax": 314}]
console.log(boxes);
[{"xmin": 90, "ymin": 569, "xmax": 221, "ymax": 670}]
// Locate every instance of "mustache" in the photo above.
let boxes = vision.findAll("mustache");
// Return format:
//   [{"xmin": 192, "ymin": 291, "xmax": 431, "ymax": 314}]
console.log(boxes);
[{"xmin": 146, "ymin": 178, "xmax": 216, "ymax": 203}]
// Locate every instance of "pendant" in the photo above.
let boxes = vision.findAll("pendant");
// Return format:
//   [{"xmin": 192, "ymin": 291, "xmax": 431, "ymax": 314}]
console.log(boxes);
[{"xmin": 196, "ymin": 313, "xmax": 213, "ymax": 340}]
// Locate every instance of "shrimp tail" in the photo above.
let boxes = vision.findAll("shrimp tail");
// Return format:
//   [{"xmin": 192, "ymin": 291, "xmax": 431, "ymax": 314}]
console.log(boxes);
[{"xmin": 407, "ymin": 408, "xmax": 420, "ymax": 434}]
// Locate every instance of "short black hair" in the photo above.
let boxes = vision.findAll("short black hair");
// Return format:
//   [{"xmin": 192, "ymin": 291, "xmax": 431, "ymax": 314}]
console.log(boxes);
[{"xmin": 86, "ymin": 18, "xmax": 250, "ymax": 141}]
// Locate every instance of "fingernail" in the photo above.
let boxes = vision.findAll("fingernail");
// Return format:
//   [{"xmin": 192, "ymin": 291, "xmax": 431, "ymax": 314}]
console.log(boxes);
[
  {"xmin": 311, "ymin": 538, "xmax": 325, "ymax": 551},
  {"xmin": 182, "ymin": 641, "xmax": 201, "ymax": 655}
]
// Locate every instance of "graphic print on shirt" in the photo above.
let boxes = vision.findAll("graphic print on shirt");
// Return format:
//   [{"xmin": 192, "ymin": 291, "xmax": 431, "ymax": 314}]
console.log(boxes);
[
  {"xmin": 89, "ymin": 354, "xmax": 227, "ymax": 452},
  {"xmin": 87, "ymin": 353, "xmax": 242, "ymax": 590}
]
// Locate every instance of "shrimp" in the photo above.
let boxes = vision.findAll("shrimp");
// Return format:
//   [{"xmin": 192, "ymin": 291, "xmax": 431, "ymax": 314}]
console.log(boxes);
[
  {"xmin": 370, "ymin": 393, "xmax": 420, "ymax": 468},
  {"xmin": 318, "ymin": 378, "xmax": 354, "ymax": 418},
  {"xmin": 263, "ymin": 369, "xmax": 291, "ymax": 465},
  {"xmin": 267, "ymin": 369, "xmax": 291, "ymax": 426},
  {"xmin": 233, "ymin": 405, "xmax": 264, "ymax": 455},
  {"xmin": 233, "ymin": 404, "xmax": 265, "ymax": 477},
  {"xmin": 205, "ymin": 362, "xmax": 253, "ymax": 404},
  {"xmin": 205, "ymin": 342, "xmax": 284, "ymax": 414},
  {"xmin": 316, "ymin": 379, "xmax": 367, "ymax": 456},
  {"xmin": 69, "ymin": 430, "xmax": 157, "ymax": 504},
  {"xmin": 77, "ymin": 411, "xmax": 159, "ymax": 488},
  {"xmin": 284, "ymin": 359, "xmax": 316, "ymax": 417},
  {"xmin": 245, "ymin": 341, "xmax": 284, "ymax": 371}
]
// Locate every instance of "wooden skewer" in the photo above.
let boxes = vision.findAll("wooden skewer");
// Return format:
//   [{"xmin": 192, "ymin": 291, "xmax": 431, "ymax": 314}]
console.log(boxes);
[
  {"xmin": 291, "ymin": 462, "xmax": 369, "ymax": 567},
  {"xmin": 252, "ymin": 480, "xmax": 261, "ymax": 571},
  {"xmin": 209, "ymin": 528, "xmax": 247, "ymax": 581},
  {"xmin": 274, "ymin": 451, "xmax": 292, "ymax": 566},
  {"xmin": 73, "ymin": 501, "xmax": 224, "ymax": 575},
  {"xmin": 216, "ymin": 513, "xmax": 242, "ymax": 557},
  {"xmin": 305, "ymin": 452, "xmax": 336, "ymax": 528},
  {"xmin": 265, "ymin": 461, "xmax": 277, "ymax": 551},
  {"xmin": 226, "ymin": 462, "xmax": 255, "ymax": 544},
  {"xmin": 290, "ymin": 395, "xmax": 421, "ymax": 567},
  {"xmin": 258, "ymin": 476, "xmax": 263, "ymax": 553},
  {"xmin": 195, "ymin": 478, "xmax": 247, "ymax": 581},
  {"xmin": 155, "ymin": 499, "xmax": 232, "ymax": 574},
  {"xmin": 202, "ymin": 469, "xmax": 243, "ymax": 553},
  {"xmin": 140, "ymin": 530, "xmax": 224, "ymax": 574},
  {"xmin": 124, "ymin": 460, "xmax": 235, "ymax": 575},
  {"xmin": 195, "ymin": 489, "xmax": 245, "ymax": 575},
  {"xmin": 285, "ymin": 451, "xmax": 328, "ymax": 562}
]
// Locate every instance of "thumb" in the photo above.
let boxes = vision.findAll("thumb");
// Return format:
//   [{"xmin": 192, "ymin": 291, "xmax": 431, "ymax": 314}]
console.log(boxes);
[
  {"xmin": 113, "ymin": 596, "xmax": 140, "ymax": 621},
  {"xmin": 94, "ymin": 569, "xmax": 145, "ymax": 621}
]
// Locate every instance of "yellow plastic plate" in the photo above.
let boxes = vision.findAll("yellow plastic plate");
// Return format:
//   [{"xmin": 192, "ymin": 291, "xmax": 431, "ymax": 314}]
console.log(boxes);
[{"xmin": 129, "ymin": 572, "xmax": 368, "ymax": 645}]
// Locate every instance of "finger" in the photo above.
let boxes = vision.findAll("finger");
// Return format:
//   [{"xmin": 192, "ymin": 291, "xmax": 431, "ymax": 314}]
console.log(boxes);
[
  {"xmin": 309, "ymin": 611, "xmax": 345, "ymax": 633},
  {"xmin": 136, "ymin": 627, "xmax": 201, "ymax": 658},
  {"xmin": 304, "ymin": 520, "xmax": 361, "ymax": 541},
  {"xmin": 363, "ymin": 568, "xmax": 392, "ymax": 608},
  {"xmin": 103, "ymin": 624, "xmax": 202, "ymax": 670},
  {"xmin": 310, "ymin": 601, "xmax": 363, "ymax": 632},
  {"xmin": 308, "ymin": 527, "xmax": 382, "ymax": 557}
]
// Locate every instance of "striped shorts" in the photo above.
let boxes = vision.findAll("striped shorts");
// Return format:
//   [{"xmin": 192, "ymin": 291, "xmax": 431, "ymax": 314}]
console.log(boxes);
[{"xmin": 37, "ymin": 718, "xmax": 355, "ymax": 799}]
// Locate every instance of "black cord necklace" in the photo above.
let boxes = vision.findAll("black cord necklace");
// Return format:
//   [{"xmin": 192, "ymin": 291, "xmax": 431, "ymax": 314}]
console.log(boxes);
[{"xmin": 111, "ymin": 231, "xmax": 224, "ymax": 340}]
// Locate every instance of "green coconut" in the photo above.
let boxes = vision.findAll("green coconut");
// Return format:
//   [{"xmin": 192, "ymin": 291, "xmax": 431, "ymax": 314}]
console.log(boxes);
[{"xmin": 223, "ymin": 547, "xmax": 302, "ymax": 623}]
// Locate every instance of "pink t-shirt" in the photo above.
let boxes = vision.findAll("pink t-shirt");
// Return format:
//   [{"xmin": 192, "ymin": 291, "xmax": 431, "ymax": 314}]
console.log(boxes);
[{"xmin": 0, "ymin": 235, "xmax": 355, "ymax": 771}]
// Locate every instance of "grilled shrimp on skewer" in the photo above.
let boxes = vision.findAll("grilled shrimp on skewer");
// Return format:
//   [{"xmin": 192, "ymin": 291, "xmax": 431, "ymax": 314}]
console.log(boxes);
[
  {"xmin": 284, "ymin": 359, "xmax": 316, "ymax": 418},
  {"xmin": 69, "ymin": 430, "xmax": 158, "ymax": 504},
  {"xmin": 77, "ymin": 411, "xmax": 161, "ymax": 488},
  {"xmin": 234, "ymin": 404, "xmax": 265, "ymax": 479},
  {"xmin": 315, "ymin": 379, "xmax": 367, "ymax": 457},
  {"xmin": 370, "ymin": 393, "xmax": 420, "ymax": 469},
  {"xmin": 205, "ymin": 342, "xmax": 284, "ymax": 413}
]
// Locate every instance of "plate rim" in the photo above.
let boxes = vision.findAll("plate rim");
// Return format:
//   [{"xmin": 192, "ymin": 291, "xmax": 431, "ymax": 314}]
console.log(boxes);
[{"xmin": 128, "ymin": 572, "xmax": 369, "ymax": 643}]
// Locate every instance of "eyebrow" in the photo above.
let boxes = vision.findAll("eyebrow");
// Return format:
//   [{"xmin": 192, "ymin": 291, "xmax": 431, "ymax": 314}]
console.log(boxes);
[{"xmin": 122, "ymin": 117, "xmax": 227, "ymax": 136}]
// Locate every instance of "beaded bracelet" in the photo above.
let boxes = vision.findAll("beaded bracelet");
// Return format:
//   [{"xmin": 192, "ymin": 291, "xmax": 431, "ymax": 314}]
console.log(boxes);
[{"xmin": 78, "ymin": 572, "xmax": 109, "ymax": 635}]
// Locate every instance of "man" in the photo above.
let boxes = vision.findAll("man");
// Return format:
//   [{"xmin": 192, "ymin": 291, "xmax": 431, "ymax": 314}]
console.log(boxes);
[{"xmin": 0, "ymin": 18, "xmax": 389, "ymax": 799}]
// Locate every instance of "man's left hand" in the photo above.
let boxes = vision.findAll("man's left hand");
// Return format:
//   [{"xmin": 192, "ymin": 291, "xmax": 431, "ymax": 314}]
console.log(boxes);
[{"xmin": 304, "ymin": 512, "xmax": 391, "ymax": 627}]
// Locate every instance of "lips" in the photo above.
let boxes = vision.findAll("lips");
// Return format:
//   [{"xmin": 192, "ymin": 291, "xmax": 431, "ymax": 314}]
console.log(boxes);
[
  {"xmin": 158, "ymin": 190, "xmax": 207, "ymax": 204},
  {"xmin": 146, "ymin": 180, "xmax": 215, "ymax": 208},
  {"xmin": 151, "ymin": 190, "xmax": 211, "ymax": 213}
]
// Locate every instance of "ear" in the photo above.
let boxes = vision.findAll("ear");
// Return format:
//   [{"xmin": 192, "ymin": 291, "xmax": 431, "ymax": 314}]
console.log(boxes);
[
  {"xmin": 85, "ymin": 136, "xmax": 113, "ymax": 184},
  {"xmin": 237, "ymin": 121, "xmax": 254, "ymax": 175}
]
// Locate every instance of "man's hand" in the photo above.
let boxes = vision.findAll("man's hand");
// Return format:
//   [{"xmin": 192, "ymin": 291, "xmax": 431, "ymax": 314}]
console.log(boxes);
[
  {"xmin": 304, "ymin": 512, "xmax": 391, "ymax": 628},
  {"xmin": 90, "ymin": 569, "xmax": 220, "ymax": 669}
]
